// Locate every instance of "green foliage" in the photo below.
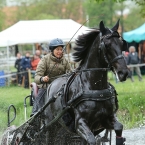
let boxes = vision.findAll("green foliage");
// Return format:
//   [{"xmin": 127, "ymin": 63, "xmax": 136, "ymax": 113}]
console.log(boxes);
[
  {"xmin": 34, "ymin": 14, "xmax": 59, "ymax": 20},
  {"xmin": 123, "ymin": 8, "xmax": 145, "ymax": 31},
  {"xmin": 110, "ymin": 74, "xmax": 145, "ymax": 129},
  {"xmin": 0, "ymin": 10, "xmax": 5, "ymax": 31},
  {"xmin": 85, "ymin": 0, "xmax": 145, "ymax": 33},
  {"xmin": 0, "ymin": 0, "xmax": 5, "ymax": 7},
  {"xmin": 13, "ymin": 0, "xmax": 84, "ymax": 24},
  {"xmin": 95, "ymin": 0, "xmax": 132, "ymax": 3},
  {"xmin": 94, "ymin": 0, "xmax": 145, "ymax": 18},
  {"xmin": 0, "ymin": 0, "xmax": 6, "ymax": 31},
  {"xmin": 136, "ymin": 0, "xmax": 145, "ymax": 17},
  {"xmin": 113, "ymin": 2, "xmax": 145, "ymax": 32},
  {"xmin": 84, "ymin": 0, "xmax": 115, "ymax": 28}
]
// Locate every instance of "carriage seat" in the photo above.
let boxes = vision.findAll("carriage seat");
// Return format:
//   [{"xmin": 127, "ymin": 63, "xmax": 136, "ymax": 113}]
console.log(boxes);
[{"xmin": 30, "ymin": 82, "xmax": 38, "ymax": 99}]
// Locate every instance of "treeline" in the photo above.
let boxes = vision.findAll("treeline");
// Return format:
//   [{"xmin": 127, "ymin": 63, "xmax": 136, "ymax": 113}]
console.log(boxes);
[{"xmin": 0, "ymin": 0, "xmax": 145, "ymax": 32}]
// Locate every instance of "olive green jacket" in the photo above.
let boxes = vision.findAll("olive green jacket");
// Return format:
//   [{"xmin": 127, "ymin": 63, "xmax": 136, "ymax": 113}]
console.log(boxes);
[{"xmin": 35, "ymin": 53, "xmax": 71, "ymax": 88}]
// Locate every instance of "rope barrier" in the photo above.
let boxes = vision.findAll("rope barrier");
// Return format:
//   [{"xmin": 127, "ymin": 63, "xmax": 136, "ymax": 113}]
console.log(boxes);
[
  {"xmin": 0, "ymin": 71, "xmax": 28, "ymax": 79},
  {"xmin": 127, "ymin": 63, "xmax": 145, "ymax": 68}
]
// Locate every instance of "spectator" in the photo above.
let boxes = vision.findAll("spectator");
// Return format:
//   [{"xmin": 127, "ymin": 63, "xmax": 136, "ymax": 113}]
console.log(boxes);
[
  {"xmin": 21, "ymin": 52, "xmax": 31, "ymax": 88},
  {"xmin": 127, "ymin": 46, "xmax": 142, "ymax": 82},
  {"xmin": 14, "ymin": 53, "xmax": 22, "ymax": 86},
  {"xmin": 42, "ymin": 48, "xmax": 49, "ymax": 57},
  {"xmin": 35, "ymin": 50, "xmax": 41, "ymax": 58},
  {"xmin": 31, "ymin": 54, "xmax": 40, "ymax": 78},
  {"xmin": 123, "ymin": 51, "xmax": 132, "ymax": 79},
  {"xmin": 123, "ymin": 51, "xmax": 129, "ymax": 64}
]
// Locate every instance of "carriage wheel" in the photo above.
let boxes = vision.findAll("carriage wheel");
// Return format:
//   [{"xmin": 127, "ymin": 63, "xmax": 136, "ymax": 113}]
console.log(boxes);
[
  {"xmin": 1, "ymin": 126, "xmax": 17, "ymax": 145},
  {"xmin": 13, "ymin": 132, "xmax": 23, "ymax": 145},
  {"xmin": 95, "ymin": 135, "xmax": 106, "ymax": 145}
]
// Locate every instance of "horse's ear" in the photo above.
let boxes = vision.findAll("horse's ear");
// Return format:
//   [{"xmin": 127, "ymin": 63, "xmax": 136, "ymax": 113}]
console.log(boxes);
[
  {"xmin": 111, "ymin": 19, "xmax": 120, "ymax": 31},
  {"xmin": 99, "ymin": 21, "xmax": 106, "ymax": 34}
]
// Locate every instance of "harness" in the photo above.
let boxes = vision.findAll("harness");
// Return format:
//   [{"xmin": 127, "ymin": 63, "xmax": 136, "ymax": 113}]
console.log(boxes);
[
  {"xmin": 61, "ymin": 31, "xmax": 126, "ymax": 109},
  {"xmin": 29, "ymin": 30, "xmax": 124, "ymax": 133},
  {"xmin": 67, "ymin": 87, "xmax": 115, "ymax": 108},
  {"xmin": 14, "ymin": 26, "xmax": 126, "ymax": 145},
  {"xmin": 61, "ymin": 71, "xmax": 116, "ymax": 110}
]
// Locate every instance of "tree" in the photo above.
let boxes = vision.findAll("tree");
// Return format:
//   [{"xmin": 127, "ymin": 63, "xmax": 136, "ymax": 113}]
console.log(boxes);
[
  {"xmin": 13, "ymin": 0, "xmax": 85, "ymax": 23},
  {"xmin": 0, "ymin": 0, "xmax": 6, "ymax": 31},
  {"xmin": 84, "ymin": 0, "xmax": 115, "ymax": 28},
  {"xmin": 136, "ymin": 0, "xmax": 145, "ymax": 17},
  {"xmin": 85, "ymin": 0, "xmax": 145, "ymax": 33},
  {"xmin": 112, "ymin": 1, "xmax": 145, "ymax": 32},
  {"xmin": 94, "ymin": 0, "xmax": 145, "ymax": 17},
  {"xmin": 121, "ymin": 6, "xmax": 145, "ymax": 32}
]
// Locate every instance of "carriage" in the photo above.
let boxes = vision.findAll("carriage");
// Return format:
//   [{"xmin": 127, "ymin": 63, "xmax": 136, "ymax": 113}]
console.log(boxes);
[
  {"xmin": 1, "ymin": 94, "xmax": 111, "ymax": 145},
  {"xmin": 1, "ymin": 20, "xmax": 128, "ymax": 145}
]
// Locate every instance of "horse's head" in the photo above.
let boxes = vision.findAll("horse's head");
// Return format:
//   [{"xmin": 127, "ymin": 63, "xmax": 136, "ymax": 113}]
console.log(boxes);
[{"xmin": 99, "ymin": 20, "xmax": 129, "ymax": 82}]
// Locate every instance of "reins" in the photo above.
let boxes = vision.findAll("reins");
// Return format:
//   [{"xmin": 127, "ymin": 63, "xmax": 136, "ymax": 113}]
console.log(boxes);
[{"xmin": 46, "ymin": 67, "xmax": 110, "ymax": 81}]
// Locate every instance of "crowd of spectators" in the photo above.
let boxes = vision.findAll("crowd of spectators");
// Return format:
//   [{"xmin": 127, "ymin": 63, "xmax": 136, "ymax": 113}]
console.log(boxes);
[{"xmin": 14, "ymin": 50, "xmax": 44, "ymax": 88}]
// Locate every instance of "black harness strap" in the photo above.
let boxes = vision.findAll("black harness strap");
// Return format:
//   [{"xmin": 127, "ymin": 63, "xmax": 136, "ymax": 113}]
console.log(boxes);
[
  {"xmin": 110, "ymin": 55, "xmax": 124, "ymax": 64},
  {"xmin": 62, "ymin": 72, "xmax": 77, "ymax": 108},
  {"xmin": 67, "ymin": 87, "xmax": 115, "ymax": 108},
  {"xmin": 77, "ymin": 68, "xmax": 110, "ymax": 72}
]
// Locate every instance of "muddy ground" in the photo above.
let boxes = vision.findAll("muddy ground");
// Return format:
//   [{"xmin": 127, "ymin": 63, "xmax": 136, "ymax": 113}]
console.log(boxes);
[{"xmin": 0, "ymin": 127, "xmax": 145, "ymax": 144}]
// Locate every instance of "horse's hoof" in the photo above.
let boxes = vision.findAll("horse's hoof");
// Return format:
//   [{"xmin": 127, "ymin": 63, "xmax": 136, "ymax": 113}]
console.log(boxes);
[{"xmin": 116, "ymin": 137, "xmax": 126, "ymax": 145}]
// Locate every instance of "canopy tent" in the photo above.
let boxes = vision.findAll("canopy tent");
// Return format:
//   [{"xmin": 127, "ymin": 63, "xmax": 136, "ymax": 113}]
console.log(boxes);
[
  {"xmin": 123, "ymin": 23, "xmax": 145, "ymax": 43},
  {"xmin": 0, "ymin": 19, "xmax": 89, "ymax": 47}
]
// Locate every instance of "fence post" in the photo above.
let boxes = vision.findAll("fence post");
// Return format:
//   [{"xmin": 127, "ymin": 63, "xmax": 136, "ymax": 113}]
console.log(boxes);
[{"xmin": 28, "ymin": 69, "xmax": 31, "ymax": 89}]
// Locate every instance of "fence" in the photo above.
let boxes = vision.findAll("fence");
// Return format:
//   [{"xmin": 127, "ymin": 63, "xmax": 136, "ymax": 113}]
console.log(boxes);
[{"xmin": 0, "ymin": 63, "xmax": 145, "ymax": 87}]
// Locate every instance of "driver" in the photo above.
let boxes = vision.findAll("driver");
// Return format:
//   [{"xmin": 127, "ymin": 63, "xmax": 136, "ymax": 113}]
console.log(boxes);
[{"xmin": 31, "ymin": 38, "xmax": 71, "ymax": 116}]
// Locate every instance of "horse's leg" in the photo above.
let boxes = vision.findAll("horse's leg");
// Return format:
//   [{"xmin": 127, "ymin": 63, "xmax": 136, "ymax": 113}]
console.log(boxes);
[
  {"xmin": 75, "ymin": 111, "xmax": 96, "ymax": 145},
  {"xmin": 80, "ymin": 138, "xmax": 87, "ymax": 145},
  {"xmin": 113, "ymin": 115, "xmax": 126, "ymax": 145}
]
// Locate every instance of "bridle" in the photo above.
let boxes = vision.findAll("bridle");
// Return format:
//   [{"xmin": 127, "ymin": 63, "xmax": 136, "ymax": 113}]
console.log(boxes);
[{"xmin": 99, "ymin": 30, "xmax": 126, "ymax": 69}]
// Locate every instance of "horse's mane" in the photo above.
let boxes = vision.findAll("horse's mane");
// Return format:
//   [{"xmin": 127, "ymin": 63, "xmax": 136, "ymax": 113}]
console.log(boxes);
[{"xmin": 73, "ymin": 29, "xmax": 100, "ymax": 62}]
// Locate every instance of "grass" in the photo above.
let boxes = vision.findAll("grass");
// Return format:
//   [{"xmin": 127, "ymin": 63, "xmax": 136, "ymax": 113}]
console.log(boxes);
[
  {"xmin": 0, "ymin": 73, "xmax": 145, "ymax": 133},
  {"xmin": 109, "ymin": 73, "xmax": 145, "ymax": 129},
  {"xmin": 0, "ymin": 86, "xmax": 31, "ymax": 132}
]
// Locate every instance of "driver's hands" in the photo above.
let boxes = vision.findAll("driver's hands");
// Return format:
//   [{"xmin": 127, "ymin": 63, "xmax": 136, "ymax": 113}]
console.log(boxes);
[{"xmin": 42, "ymin": 76, "xmax": 49, "ymax": 82}]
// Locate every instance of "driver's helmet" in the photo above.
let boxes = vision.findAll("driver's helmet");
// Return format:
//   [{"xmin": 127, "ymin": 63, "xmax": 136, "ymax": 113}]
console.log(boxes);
[{"xmin": 49, "ymin": 38, "xmax": 65, "ymax": 51}]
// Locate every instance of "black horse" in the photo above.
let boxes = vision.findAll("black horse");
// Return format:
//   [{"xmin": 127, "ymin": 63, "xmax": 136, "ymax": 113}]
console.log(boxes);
[{"xmin": 44, "ymin": 20, "xmax": 129, "ymax": 145}]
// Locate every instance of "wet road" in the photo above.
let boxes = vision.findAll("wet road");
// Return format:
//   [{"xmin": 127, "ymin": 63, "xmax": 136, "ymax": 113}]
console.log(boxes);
[
  {"xmin": 104, "ymin": 127, "xmax": 145, "ymax": 145},
  {"xmin": 0, "ymin": 127, "xmax": 145, "ymax": 144}
]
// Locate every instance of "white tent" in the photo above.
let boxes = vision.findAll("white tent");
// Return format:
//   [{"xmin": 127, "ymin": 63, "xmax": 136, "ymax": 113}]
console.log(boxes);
[{"xmin": 0, "ymin": 19, "xmax": 89, "ymax": 47}]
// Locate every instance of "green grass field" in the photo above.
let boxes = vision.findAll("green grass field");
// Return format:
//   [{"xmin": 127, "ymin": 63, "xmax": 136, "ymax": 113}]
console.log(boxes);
[
  {"xmin": 0, "ymin": 73, "xmax": 145, "ymax": 132},
  {"xmin": 110, "ymin": 75, "xmax": 145, "ymax": 129}
]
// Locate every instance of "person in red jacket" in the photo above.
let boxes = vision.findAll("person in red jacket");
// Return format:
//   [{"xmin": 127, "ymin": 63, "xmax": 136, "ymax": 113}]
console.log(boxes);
[{"xmin": 31, "ymin": 54, "xmax": 40, "ymax": 77}]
